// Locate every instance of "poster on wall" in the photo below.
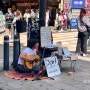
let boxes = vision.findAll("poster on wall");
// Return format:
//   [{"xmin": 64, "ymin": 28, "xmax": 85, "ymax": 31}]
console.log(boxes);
[
  {"xmin": 28, "ymin": 18, "xmax": 39, "ymax": 39},
  {"xmin": 86, "ymin": 0, "xmax": 90, "ymax": 17},
  {"xmin": 64, "ymin": 3, "xmax": 71, "ymax": 9},
  {"xmin": 70, "ymin": 18, "xmax": 78, "ymax": 29},
  {"xmin": 86, "ymin": 0, "xmax": 90, "ymax": 8},
  {"xmin": 72, "ymin": 9, "xmax": 81, "ymax": 18}
]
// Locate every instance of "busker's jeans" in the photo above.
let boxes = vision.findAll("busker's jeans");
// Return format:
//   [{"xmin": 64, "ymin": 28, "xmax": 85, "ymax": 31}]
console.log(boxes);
[
  {"xmin": 76, "ymin": 31, "xmax": 88, "ymax": 54},
  {"xmin": 16, "ymin": 64, "xmax": 40, "ymax": 74}
]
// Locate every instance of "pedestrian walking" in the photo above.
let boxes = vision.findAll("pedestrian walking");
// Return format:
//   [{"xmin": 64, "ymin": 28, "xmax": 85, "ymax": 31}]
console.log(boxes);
[
  {"xmin": 24, "ymin": 9, "xmax": 30, "ymax": 29},
  {"xmin": 13, "ymin": 11, "xmax": 20, "ymax": 34},
  {"xmin": 67, "ymin": 10, "xmax": 72, "ymax": 30},
  {"xmin": 45, "ymin": 9, "xmax": 50, "ymax": 26},
  {"xmin": 5, "ymin": 8, "xmax": 14, "ymax": 36},
  {"xmin": 76, "ymin": 8, "xmax": 90, "ymax": 57},
  {"xmin": 58, "ymin": 12, "xmax": 64, "ymax": 31},
  {"xmin": 24, "ymin": 9, "xmax": 30, "ymax": 23}
]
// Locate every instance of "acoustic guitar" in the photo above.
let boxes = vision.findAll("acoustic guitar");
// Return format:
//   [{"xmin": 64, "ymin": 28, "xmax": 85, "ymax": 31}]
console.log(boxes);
[{"xmin": 24, "ymin": 55, "xmax": 40, "ymax": 69}]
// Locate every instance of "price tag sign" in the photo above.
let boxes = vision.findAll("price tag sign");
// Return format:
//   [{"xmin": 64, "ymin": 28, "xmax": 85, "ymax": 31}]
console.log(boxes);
[{"xmin": 44, "ymin": 56, "xmax": 61, "ymax": 77}]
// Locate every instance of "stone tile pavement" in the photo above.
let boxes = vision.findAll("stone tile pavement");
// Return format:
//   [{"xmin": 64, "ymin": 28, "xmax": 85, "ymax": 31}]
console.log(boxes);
[{"xmin": 0, "ymin": 31, "xmax": 90, "ymax": 90}]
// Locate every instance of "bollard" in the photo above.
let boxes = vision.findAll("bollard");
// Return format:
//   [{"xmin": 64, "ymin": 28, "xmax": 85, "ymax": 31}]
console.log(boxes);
[
  {"xmin": 13, "ymin": 35, "xmax": 19, "ymax": 68},
  {"xmin": 3, "ymin": 35, "xmax": 9, "ymax": 70}
]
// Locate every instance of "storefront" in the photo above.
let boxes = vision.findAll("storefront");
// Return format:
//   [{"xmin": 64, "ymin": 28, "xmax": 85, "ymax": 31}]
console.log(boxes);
[{"xmin": 1, "ymin": 0, "xmax": 62, "ymax": 14}]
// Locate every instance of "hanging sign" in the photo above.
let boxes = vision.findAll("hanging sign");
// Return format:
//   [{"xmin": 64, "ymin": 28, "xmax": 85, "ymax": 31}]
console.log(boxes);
[{"xmin": 72, "ymin": 0, "xmax": 85, "ymax": 8}]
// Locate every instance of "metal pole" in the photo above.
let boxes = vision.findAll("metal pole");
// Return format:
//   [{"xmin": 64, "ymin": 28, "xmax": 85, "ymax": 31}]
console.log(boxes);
[
  {"xmin": 3, "ymin": 36, "xmax": 9, "ymax": 70},
  {"xmin": 39, "ymin": 0, "xmax": 47, "ymax": 27},
  {"xmin": 10, "ymin": 0, "xmax": 12, "ymax": 8},
  {"xmin": 13, "ymin": 35, "xmax": 19, "ymax": 68},
  {"xmin": 39, "ymin": 0, "xmax": 47, "ymax": 48}
]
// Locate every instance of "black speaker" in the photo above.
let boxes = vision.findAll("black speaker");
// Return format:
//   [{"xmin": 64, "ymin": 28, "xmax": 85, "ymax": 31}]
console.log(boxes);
[{"xmin": 16, "ymin": 20, "xmax": 26, "ymax": 33}]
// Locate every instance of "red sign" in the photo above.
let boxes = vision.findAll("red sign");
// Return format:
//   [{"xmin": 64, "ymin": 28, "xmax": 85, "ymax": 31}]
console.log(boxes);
[
  {"xmin": 86, "ymin": 0, "xmax": 90, "ymax": 8},
  {"xmin": 64, "ymin": 3, "xmax": 70, "ymax": 9},
  {"xmin": 87, "ymin": 0, "xmax": 90, "ymax": 2}
]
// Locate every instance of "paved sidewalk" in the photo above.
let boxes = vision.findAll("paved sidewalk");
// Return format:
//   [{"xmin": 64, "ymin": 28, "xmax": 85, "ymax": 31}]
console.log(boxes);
[{"xmin": 0, "ymin": 32, "xmax": 90, "ymax": 90}]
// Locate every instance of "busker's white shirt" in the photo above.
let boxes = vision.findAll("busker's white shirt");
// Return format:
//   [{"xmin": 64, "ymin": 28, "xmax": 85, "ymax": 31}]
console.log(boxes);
[{"xmin": 18, "ymin": 47, "xmax": 36, "ymax": 65}]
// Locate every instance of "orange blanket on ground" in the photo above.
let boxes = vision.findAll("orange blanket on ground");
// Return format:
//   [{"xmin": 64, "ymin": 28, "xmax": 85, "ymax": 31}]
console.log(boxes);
[{"xmin": 4, "ymin": 70, "xmax": 47, "ymax": 81}]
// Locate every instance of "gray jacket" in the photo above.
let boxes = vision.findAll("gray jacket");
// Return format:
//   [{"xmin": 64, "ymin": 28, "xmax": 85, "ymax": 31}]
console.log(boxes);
[{"xmin": 78, "ymin": 16, "xmax": 90, "ymax": 32}]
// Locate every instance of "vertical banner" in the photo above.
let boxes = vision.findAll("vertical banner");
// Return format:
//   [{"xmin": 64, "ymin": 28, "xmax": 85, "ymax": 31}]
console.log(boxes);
[{"xmin": 70, "ymin": 18, "xmax": 78, "ymax": 29}]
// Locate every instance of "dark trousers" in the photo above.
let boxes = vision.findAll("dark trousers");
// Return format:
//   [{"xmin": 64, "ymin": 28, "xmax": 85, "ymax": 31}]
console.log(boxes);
[
  {"xmin": 76, "ymin": 31, "xmax": 88, "ymax": 54},
  {"xmin": 16, "ymin": 64, "xmax": 40, "ymax": 74},
  {"xmin": 67, "ymin": 20, "xmax": 71, "ymax": 29}
]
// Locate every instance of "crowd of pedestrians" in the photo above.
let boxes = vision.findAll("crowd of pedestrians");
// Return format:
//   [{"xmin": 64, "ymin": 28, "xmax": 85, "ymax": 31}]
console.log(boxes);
[
  {"xmin": 0, "ymin": 8, "xmax": 72, "ymax": 36},
  {"xmin": 0, "ymin": 7, "xmax": 90, "ymax": 57}
]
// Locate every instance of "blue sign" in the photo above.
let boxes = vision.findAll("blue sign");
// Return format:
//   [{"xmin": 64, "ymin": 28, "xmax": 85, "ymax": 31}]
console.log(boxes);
[
  {"xmin": 72, "ymin": 0, "xmax": 85, "ymax": 8},
  {"xmin": 70, "ymin": 18, "xmax": 78, "ymax": 29}
]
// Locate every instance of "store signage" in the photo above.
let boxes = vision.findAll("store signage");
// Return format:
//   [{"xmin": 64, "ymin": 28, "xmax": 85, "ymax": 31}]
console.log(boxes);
[
  {"xmin": 72, "ymin": 0, "xmax": 85, "ymax": 8},
  {"xmin": 70, "ymin": 18, "xmax": 78, "ymax": 29},
  {"xmin": 64, "ymin": 3, "xmax": 71, "ymax": 9}
]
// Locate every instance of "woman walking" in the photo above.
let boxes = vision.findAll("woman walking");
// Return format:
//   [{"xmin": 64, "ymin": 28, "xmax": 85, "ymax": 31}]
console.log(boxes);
[{"xmin": 76, "ymin": 8, "xmax": 90, "ymax": 56}]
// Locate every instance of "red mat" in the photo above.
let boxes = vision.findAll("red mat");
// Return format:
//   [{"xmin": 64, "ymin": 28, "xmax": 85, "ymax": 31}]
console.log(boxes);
[{"xmin": 4, "ymin": 70, "xmax": 47, "ymax": 81}]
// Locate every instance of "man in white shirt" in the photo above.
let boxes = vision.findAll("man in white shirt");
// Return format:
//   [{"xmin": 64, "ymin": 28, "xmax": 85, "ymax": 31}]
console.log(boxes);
[{"xmin": 16, "ymin": 39, "xmax": 40, "ymax": 74}]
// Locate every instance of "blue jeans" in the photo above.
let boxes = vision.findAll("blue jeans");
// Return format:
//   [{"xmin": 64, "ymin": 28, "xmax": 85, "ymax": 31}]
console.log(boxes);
[{"xmin": 16, "ymin": 64, "xmax": 40, "ymax": 74}]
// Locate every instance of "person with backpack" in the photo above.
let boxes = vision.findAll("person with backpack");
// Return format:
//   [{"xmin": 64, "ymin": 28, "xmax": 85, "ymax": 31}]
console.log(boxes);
[{"xmin": 76, "ymin": 8, "xmax": 90, "ymax": 57}]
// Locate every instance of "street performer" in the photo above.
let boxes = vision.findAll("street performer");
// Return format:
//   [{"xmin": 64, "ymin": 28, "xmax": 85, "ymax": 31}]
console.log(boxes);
[{"xmin": 16, "ymin": 39, "xmax": 40, "ymax": 74}]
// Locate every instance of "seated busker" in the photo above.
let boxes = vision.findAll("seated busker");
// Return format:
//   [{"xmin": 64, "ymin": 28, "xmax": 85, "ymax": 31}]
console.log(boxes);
[{"xmin": 15, "ymin": 39, "xmax": 40, "ymax": 74}]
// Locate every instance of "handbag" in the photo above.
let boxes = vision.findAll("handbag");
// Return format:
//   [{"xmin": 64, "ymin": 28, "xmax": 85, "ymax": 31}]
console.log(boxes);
[
  {"xmin": 86, "ymin": 25, "xmax": 90, "ymax": 36},
  {"xmin": 82, "ymin": 21, "xmax": 90, "ymax": 36}
]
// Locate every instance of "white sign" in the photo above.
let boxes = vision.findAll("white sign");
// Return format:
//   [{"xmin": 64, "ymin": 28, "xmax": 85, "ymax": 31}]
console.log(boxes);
[
  {"xmin": 74, "ymin": 1, "xmax": 83, "ymax": 5},
  {"xmin": 44, "ymin": 56, "xmax": 61, "ymax": 77},
  {"xmin": 40, "ymin": 27, "xmax": 52, "ymax": 47}
]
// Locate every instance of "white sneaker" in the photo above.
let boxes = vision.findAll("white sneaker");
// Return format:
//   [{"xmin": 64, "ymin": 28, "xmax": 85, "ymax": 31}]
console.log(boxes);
[
  {"xmin": 61, "ymin": 28, "xmax": 63, "ymax": 31},
  {"xmin": 83, "ymin": 53, "xmax": 86, "ymax": 57}
]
